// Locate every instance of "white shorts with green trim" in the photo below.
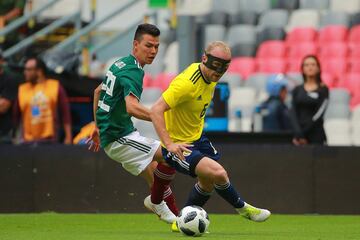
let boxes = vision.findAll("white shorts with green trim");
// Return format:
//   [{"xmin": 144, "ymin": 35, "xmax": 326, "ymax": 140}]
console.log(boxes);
[{"xmin": 104, "ymin": 131, "xmax": 160, "ymax": 176}]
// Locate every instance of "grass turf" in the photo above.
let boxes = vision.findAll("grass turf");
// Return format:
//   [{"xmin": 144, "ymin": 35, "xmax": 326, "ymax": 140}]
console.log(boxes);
[{"xmin": 0, "ymin": 213, "xmax": 359, "ymax": 240}]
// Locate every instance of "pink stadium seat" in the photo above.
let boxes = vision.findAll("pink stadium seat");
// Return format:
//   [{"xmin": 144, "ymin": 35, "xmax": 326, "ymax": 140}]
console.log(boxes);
[
  {"xmin": 154, "ymin": 73, "xmax": 177, "ymax": 91},
  {"xmin": 228, "ymin": 57, "xmax": 256, "ymax": 79},
  {"xmin": 344, "ymin": 73, "xmax": 360, "ymax": 108},
  {"xmin": 318, "ymin": 25, "xmax": 348, "ymax": 44},
  {"xmin": 318, "ymin": 42, "xmax": 348, "ymax": 58},
  {"xmin": 321, "ymin": 72, "xmax": 336, "ymax": 88},
  {"xmin": 348, "ymin": 25, "xmax": 360, "ymax": 48},
  {"xmin": 256, "ymin": 40, "xmax": 286, "ymax": 58},
  {"xmin": 287, "ymin": 42, "xmax": 317, "ymax": 59},
  {"xmin": 286, "ymin": 27, "xmax": 317, "ymax": 46},
  {"xmin": 338, "ymin": 73, "xmax": 360, "ymax": 90},
  {"xmin": 321, "ymin": 58, "xmax": 348, "ymax": 83},
  {"xmin": 286, "ymin": 58, "xmax": 303, "ymax": 72},
  {"xmin": 349, "ymin": 58, "xmax": 360, "ymax": 73},
  {"xmin": 257, "ymin": 58, "xmax": 286, "ymax": 74},
  {"xmin": 349, "ymin": 44, "xmax": 360, "ymax": 58},
  {"xmin": 143, "ymin": 73, "xmax": 153, "ymax": 88}
]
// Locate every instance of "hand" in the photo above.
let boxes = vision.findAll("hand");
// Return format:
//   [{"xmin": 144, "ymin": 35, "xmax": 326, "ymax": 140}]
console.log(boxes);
[
  {"xmin": 298, "ymin": 138, "xmax": 308, "ymax": 145},
  {"xmin": 166, "ymin": 142, "xmax": 193, "ymax": 161},
  {"xmin": 86, "ymin": 127, "xmax": 100, "ymax": 152},
  {"xmin": 293, "ymin": 138, "xmax": 308, "ymax": 146}
]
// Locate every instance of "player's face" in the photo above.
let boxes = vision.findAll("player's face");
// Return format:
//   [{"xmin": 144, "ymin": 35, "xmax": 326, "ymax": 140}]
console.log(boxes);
[
  {"xmin": 203, "ymin": 48, "xmax": 231, "ymax": 82},
  {"xmin": 134, "ymin": 34, "xmax": 160, "ymax": 66},
  {"xmin": 302, "ymin": 57, "xmax": 319, "ymax": 78},
  {"xmin": 24, "ymin": 59, "xmax": 38, "ymax": 84}
]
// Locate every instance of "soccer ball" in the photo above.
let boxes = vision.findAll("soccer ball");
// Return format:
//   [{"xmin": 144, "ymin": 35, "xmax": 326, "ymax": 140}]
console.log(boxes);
[{"xmin": 177, "ymin": 205, "xmax": 210, "ymax": 237}]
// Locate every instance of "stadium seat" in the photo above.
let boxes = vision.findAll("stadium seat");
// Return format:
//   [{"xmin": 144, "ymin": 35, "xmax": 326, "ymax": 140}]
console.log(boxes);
[
  {"xmin": 325, "ymin": 104, "xmax": 351, "ymax": 119},
  {"xmin": 351, "ymin": 106, "xmax": 360, "ymax": 144},
  {"xmin": 285, "ymin": 27, "xmax": 317, "ymax": 45},
  {"xmin": 343, "ymin": 73, "xmax": 360, "ymax": 96},
  {"xmin": 350, "ymin": 12, "xmax": 360, "ymax": 27},
  {"xmin": 287, "ymin": 58, "xmax": 303, "ymax": 73},
  {"xmin": 153, "ymin": 73, "xmax": 176, "ymax": 91},
  {"xmin": 318, "ymin": 42, "xmax": 348, "ymax": 58},
  {"xmin": 321, "ymin": 58, "xmax": 348, "ymax": 83},
  {"xmin": 330, "ymin": 0, "xmax": 360, "ymax": 14},
  {"xmin": 228, "ymin": 87, "xmax": 257, "ymax": 118},
  {"xmin": 238, "ymin": 0, "xmax": 271, "ymax": 14},
  {"xmin": 286, "ymin": 9, "xmax": 320, "ymax": 32},
  {"xmin": 349, "ymin": 44, "xmax": 360, "ymax": 58},
  {"xmin": 227, "ymin": 24, "xmax": 257, "ymax": 47},
  {"xmin": 143, "ymin": 73, "xmax": 153, "ymax": 88},
  {"xmin": 328, "ymin": 88, "xmax": 351, "ymax": 105},
  {"xmin": 348, "ymin": 25, "xmax": 360, "ymax": 48},
  {"xmin": 324, "ymin": 119, "xmax": 352, "ymax": 146},
  {"xmin": 228, "ymin": 57, "xmax": 256, "ymax": 79},
  {"xmin": 204, "ymin": 25, "xmax": 226, "ymax": 47},
  {"xmin": 287, "ymin": 42, "xmax": 317, "ymax": 59},
  {"xmin": 211, "ymin": 0, "xmax": 240, "ymax": 14},
  {"xmin": 256, "ymin": 40, "xmax": 286, "ymax": 58},
  {"xmin": 321, "ymin": 72, "xmax": 336, "ymax": 88},
  {"xmin": 320, "ymin": 11, "xmax": 350, "ymax": 28},
  {"xmin": 258, "ymin": 9, "xmax": 289, "ymax": 29},
  {"xmin": 300, "ymin": 0, "xmax": 329, "ymax": 10},
  {"xmin": 206, "ymin": 11, "xmax": 228, "ymax": 25},
  {"xmin": 257, "ymin": 27, "xmax": 286, "ymax": 45},
  {"xmin": 220, "ymin": 73, "xmax": 243, "ymax": 89},
  {"xmin": 34, "ymin": 0, "xmax": 81, "ymax": 20},
  {"xmin": 349, "ymin": 58, "xmax": 360, "ymax": 73},
  {"xmin": 178, "ymin": 0, "xmax": 212, "ymax": 15},
  {"xmin": 245, "ymin": 73, "xmax": 269, "ymax": 91},
  {"xmin": 317, "ymin": 25, "xmax": 348, "ymax": 44},
  {"xmin": 257, "ymin": 58, "xmax": 286, "ymax": 74},
  {"xmin": 228, "ymin": 11, "xmax": 258, "ymax": 26},
  {"xmin": 231, "ymin": 43, "xmax": 256, "ymax": 57},
  {"xmin": 275, "ymin": 0, "xmax": 299, "ymax": 11}
]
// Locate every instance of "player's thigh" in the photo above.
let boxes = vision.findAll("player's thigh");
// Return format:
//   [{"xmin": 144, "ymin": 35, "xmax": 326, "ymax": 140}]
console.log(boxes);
[{"xmin": 195, "ymin": 157, "xmax": 229, "ymax": 183}]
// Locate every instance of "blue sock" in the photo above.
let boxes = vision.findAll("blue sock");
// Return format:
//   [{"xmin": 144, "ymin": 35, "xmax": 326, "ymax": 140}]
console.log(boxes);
[
  {"xmin": 214, "ymin": 182, "xmax": 245, "ymax": 208},
  {"xmin": 185, "ymin": 183, "xmax": 212, "ymax": 207}
]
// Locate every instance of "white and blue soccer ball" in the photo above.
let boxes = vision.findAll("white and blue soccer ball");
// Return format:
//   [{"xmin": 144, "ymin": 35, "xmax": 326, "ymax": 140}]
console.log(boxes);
[{"xmin": 177, "ymin": 205, "xmax": 210, "ymax": 237}]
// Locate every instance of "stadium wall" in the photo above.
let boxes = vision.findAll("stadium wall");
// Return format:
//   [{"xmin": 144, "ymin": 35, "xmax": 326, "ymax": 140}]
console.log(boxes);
[{"xmin": 1, "ymin": 144, "xmax": 359, "ymax": 214}]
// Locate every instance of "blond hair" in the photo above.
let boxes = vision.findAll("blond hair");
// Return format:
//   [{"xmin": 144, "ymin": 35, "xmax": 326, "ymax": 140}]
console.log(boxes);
[{"xmin": 205, "ymin": 41, "xmax": 231, "ymax": 56}]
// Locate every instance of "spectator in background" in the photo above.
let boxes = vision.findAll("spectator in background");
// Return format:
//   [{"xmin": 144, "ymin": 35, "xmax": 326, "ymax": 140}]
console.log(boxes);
[
  {"xmin": 291, "ymin": 55, "xmax": 329, "ymax": 145},
  {"xmin": 15, "ymin": 57, "xmax": 72, "ymax": 144},
  {"xmin": 0, "ymin": 0, "xmax": 26, "ymax": 49},
  {"xmin": 258, "ymin": 74, "xmax": 292, "ymax": 132},
  {"xmin": 0, "ymin": 50, "xmax": 19, "ymax": 143}
]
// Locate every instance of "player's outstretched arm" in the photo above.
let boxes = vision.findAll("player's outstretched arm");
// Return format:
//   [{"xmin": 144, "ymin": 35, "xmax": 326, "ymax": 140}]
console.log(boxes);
[
  {"xmin": 87, "ymin": 84, "xmax": 102, "ymax": 152},
  {"xmin": 150, "ymin": 97, "xmax": 192, "ymax": 160},
  {"xmin": 125, "ymin": 94, "xmax": 151, "ymax": 121}
]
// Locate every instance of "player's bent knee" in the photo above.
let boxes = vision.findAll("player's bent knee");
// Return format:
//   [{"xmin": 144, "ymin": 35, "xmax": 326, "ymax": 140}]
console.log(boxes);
[{"xmin": 213, "ymin": 169, "xmax": 228, "ymax": 183}]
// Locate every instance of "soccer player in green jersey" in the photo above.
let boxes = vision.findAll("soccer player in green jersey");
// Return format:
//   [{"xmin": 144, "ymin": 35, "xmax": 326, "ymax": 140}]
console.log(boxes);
[
  {"xmin": 87, "ymin": 24, "xmax": 187, "ymax": 224},
  {"xmin": 150, "ymin": 41, "xmax": 271, "ymax": 223}
]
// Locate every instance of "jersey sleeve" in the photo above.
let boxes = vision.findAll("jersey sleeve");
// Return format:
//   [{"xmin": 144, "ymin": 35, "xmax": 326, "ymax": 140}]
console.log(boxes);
[
  {"xmin": 119, "ymin": 67, "xmax": 144, "ymax": 100},
  {"xmin": 162, "ymin": 77, "xmax": 193, "ymax": 108}
]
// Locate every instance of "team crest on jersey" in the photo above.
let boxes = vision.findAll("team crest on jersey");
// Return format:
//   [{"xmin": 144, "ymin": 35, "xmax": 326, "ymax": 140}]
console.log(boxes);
[{"xmin": 115, "ymin": 61, "xmax": 126, "ymax": 69}]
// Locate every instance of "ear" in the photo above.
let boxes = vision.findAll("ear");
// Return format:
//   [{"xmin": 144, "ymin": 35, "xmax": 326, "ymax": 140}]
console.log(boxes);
[
  {"xmin": 202, "ymin": 54, "xmax": 207, "ymax": 63},
  {"xmin": 133, "ymin": 40, "xmax": 138, "ymax": 50}
]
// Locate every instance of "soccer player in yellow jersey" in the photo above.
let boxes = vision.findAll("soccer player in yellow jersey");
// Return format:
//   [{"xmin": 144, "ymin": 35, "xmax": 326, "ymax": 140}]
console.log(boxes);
[{"xmin": 150, "ymin": 41, "xmax": 271, "ymax": 222}]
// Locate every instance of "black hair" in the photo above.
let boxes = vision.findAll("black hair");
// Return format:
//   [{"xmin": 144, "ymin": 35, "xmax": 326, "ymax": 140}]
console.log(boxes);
[
  {"xmin": 26, "ymin": 57, "xmax": 47, "ymax": 75},
  {"xmin": 134, "ymin": 23, "xmax": 160, "ymax": 41},
  {"xmin": 301, "ymin": 54, "xmax": 322, "ymax": 86}
]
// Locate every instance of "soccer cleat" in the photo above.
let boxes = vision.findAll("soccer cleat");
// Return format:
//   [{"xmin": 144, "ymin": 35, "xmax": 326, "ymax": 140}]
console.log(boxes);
[
  {"xmin": 171, "ymin": 221, "xmax": 180, "ymax": 232},
  {"xmin": 144, "ymin": 195, "xmax": 177, "ymax": 224},
  {"xmin": 236, "ymin": 202, "xmax": 271, "ymax": 222}
]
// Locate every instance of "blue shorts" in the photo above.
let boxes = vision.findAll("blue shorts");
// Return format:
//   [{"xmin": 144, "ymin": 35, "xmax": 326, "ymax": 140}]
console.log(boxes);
[{"xmin": 162, "ymin": 134, "xmax": 220, "ymax": 177}]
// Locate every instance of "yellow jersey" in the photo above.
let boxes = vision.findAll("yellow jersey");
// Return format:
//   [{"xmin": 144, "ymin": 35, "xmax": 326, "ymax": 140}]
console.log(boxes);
[{"xmin": 162, "ymin": 63, "xmax": 217, "ymax": 143}]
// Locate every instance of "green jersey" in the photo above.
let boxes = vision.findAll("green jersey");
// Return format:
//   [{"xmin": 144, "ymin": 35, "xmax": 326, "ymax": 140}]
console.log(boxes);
[{"xmin": 96, "ymin": 54, "xmax": 144, "ymax": 147}]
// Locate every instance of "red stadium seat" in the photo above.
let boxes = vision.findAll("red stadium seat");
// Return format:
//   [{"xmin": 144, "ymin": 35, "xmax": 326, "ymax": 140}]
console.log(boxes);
[
  {"xmin": 286, "ymin": 58, "xmax": 303, "ymax": 73},
  {"xmin": 318, "ymin": 25, "xmax": 348, "ymax": 44},
  {"xmin": 349, "ymin": 58, "xmax": 360, "ymax": 73},
  {"xmin": 154, "ymin": 73, "xmax": 177, "ymax": 91},
  {"xmin": 321, "ymin": 72, "xmax": 336, "ymax": 88},
  {"xmin": 228, "ymin": 57, "xmax": 256, "ymax": 79},
  {"xmin": 285, "ymin": 27, "xmax": 317, "ymax": 46},
  {"xmin": 348, "ymin": 25, "xmax": 360, "ymax": 48},
  {"xmin": 287, "ymin": 42, "xmax": 317, "ymax": 59},
  {"xmin": 349, "ymin": 44, "xmax": 360, "ymax": 58},
  {"xmin": 338, "ymin": 73, "xmax": 360, "ymax": 91},
  {"xmin": 143, "ymin": 73, "xmax": 153, "ymax": 88},
  {"xmin": 257, "ymin": 58, "xmax": 286, "ymax": 74},
  {"xmin": 256, "ymin": 40, "xmax": 286, "ymax": 58},
  {"xmin": 321, "ymin": 58, "xmax": 348, "ymax": 83},
  {"xmin": 318, "ymin": 42, "xmax": 348, "ymax": 58},
  {"xmin": 343, "ymin": 73, "xmax": 360, "ymax": 108}
]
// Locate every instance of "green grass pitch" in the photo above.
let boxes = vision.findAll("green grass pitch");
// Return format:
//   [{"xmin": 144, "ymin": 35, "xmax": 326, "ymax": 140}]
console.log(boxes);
[{"xmin": 0, "ymin": 213, "xmax": 359, "ymax": 240}]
